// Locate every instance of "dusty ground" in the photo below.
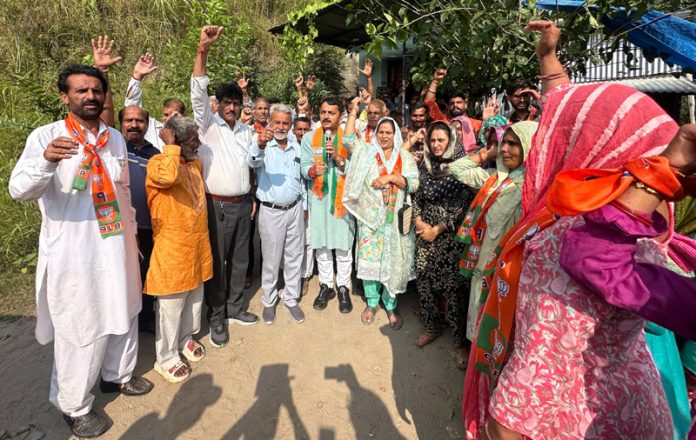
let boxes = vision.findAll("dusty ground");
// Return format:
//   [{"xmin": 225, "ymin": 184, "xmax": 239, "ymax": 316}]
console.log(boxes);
[{"xmin": 0, "ymin": 274, "xmax": 467, "ymax": 440}]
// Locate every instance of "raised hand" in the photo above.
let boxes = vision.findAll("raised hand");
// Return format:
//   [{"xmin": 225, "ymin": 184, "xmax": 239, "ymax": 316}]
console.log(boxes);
[
  {"xmin": 236, "ymin": 72, "xmax": 249, "ymax": 90},
  {"xmin": 359, "ymin": 88, "xmax": 372, "ymax": 105},
  {"xmin": 524, "ymin": 20, "xmax": 561, "ymax": 59},
  {"xmin": 199, "ymin": 25, "xmax": 224, "ymax": 50},
  {"xmin": 43, "ymin": 137, "xmax": 79, "ymax": 163},
  {"xmin": 359, "ymin": 59, "xmax": 373, "ymax": 78},
  {"xmin": 519, "ymin": 88, "xmax": 541, "ymax": 101},
  {"xmin": 92, "ymin": 35, "xmax": 122, "ymax": 70},
  {"xmin": 433, "ymin": 68, "xmax": 447, "ymax": 82},
  {"xmin": 408, "ymin": 128, "xmax": 426, "ymax": 145},
  {"xmin": 482, "ymin": 97, "xmax": 500, "ymax": 120},
  {"xmin": 294, "ymin": 75, "xmax": 304, "ymax": 90},
  {"xmin": 350, "ymin": 96, "xmax": 362, "ymax": 115},
  {"xmin": 306, "ymin": 75, "xmax": 317, "ymax": 91},
  {"xmin": 297, "ymin": 96, "xmax": 308, "ymax": 108},
  {"xmin": 133, "ymin": 52, "xmax": 158, "ymax": 81}
]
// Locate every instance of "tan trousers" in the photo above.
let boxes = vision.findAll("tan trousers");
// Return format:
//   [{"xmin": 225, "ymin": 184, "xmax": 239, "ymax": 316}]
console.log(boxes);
[{"xmin": 155, "ymin": 284, "xmax": 204, "ymax": 370}]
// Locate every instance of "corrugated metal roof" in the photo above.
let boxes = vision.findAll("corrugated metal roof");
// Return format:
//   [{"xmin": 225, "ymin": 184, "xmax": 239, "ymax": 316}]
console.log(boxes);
[{"xmin": 582, "ymin": 75, "xmax": 696, "ymax": 94}]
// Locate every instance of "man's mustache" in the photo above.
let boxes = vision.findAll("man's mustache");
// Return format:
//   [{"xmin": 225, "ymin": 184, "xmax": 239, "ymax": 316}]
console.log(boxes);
[{"xmin": 127, "ymin": 128, "xmax": 142, "ymax": 133}]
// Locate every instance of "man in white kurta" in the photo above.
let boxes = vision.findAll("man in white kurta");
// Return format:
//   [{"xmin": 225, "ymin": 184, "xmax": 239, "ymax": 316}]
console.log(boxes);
[{"xmin": 8, "ymin": 64, "xmax": 151, "ymax": 438}]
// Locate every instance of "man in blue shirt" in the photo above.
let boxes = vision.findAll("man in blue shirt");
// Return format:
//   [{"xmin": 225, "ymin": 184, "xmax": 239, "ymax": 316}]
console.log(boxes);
[
  {"xmin": 246, "ymin": 104, "xmax": 305, "ymax": 324},
  {"xmin": 120, "ymin": 105, "xmax": 160, "ymax": 333}
]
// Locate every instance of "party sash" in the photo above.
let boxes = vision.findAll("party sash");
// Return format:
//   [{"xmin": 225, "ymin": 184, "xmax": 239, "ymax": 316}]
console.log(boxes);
[
  {"xmin": 66, "ymin": 113, "xmax": 124, "ymax": 238},
  {"xmin": 456, "ymin": 174, "xmax": 513, "ymax": 277},
  {"xmin": 473, "ymin": 209, "xmax": 557, "ymax": 387},
  {"xmin": 311, "ymin": 127, "xmax": 348, "ymax": 218},
  {"xmin": 365, "ymin": 126, "xmax": 372, "ymax": 143},
  {"xmin": 375, "ymin": 152, "xmax": 403, "ymax": 224}
]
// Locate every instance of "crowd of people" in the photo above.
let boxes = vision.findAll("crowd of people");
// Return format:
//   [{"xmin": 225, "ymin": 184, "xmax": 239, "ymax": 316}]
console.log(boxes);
[{"xmin": 8, "ymin": 19, "xmax": 696, "ymax": 439}]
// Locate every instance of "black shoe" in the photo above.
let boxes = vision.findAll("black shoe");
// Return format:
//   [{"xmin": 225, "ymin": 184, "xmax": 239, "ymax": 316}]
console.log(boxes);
[
  {"xmin": 100, "ymin": 376, "xmax": 153, "ymax": 396},
  {"xmin": 313, "ymin": 284, "xmax": 335, "ymax": 310},
  {"xmin": 209, "ymin": 323, "xmax": 229, "ymax": 348},
  {"xmin": 224, "ymin": 311, "xmax": 259, "ymax": 326},
  {"xmin": 337, "ymin": 286, "xmax": 353, "ymax": 314},
  {"xmin": 63, "ymin": 410, "xmax": 109, "ymax": 438}
]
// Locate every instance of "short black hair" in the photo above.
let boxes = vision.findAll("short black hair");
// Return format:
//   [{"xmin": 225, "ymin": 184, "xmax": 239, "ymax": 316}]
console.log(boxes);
[
  {"xmin": 118, "ymin": 106, "xmax": 150, "ymax": 124},
  {"xmin": 320, "ymin": 96, "xmax": 341, "ymax": 110},
  {"xmin": 294, "ymin": 116, "xmax": 311, "ymax": 125},
  {"xmin": 410, "ymin": 101, "xmax": 428, "ymax": 115},
  {"xmin": 215, "ymin": 82, "xmax": 243, "ymax": 103},
  {"xmin": 163, "ymin": 98, "xmax": 186, "ymax": 114},
  {"xmin": 57, "ymin": 64, "xmax": 108, "ymax": 94},
  {"xmin": 449, "ymin": 91, "xmax": 469, "ymax": 102},
  {"xmin": 267, "ymin": 98, "xmax": 281, "ymax": 106},
  {"xmin": 506, "ymin": 78, "xmax": 535, "ymax": 97}
]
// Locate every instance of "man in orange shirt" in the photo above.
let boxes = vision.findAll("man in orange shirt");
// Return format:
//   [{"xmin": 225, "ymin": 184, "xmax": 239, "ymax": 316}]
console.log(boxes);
[
  {"xmin": 144, "ymin": 116, "xmax": 213, "ymax": 383},
  {"xmin": 423, "ymin": 69, "xmax": 484, "ymax": 133}
]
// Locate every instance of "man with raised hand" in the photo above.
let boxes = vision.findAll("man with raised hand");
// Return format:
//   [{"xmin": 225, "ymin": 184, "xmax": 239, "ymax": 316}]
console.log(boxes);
[
  {"xmin": 9, "ymin": 52, "xmax": 152, "ymax": 437},
  {"xmin": 191, "ymin": 25, "xmax": 259, "ymax": 349},
  {"xmin": 125, "ymin": 52, "xmax": 186, "ymax": 150}
]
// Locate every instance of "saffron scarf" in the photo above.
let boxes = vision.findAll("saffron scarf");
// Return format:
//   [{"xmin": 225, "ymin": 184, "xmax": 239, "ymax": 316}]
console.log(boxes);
[
  {"xmin": 311, "ymin": 127, "xmax": 348, "ymax": 217},
  {"xmin": 66, "ymin": 113, "xmax": 124, "ymax": 238},
  {"xmin": 375, "ymin": 152, "xmax": 402, "ymax": 224},
  {"xmin": 456, "ymin": 174, "xmax": 513, "ymax": 277}
]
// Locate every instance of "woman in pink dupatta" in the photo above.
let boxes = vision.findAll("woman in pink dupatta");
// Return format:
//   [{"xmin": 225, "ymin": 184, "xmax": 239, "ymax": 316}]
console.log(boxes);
[{"xmin": 463, "ymin": 21, "xmax": 696, "ymax": 440}]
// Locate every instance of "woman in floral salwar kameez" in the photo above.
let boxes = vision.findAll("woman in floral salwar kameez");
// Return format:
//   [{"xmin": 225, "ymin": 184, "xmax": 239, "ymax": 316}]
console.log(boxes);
[{"xmin": 342, "ymin": 105, "xmax": 419, "ymax": 329}]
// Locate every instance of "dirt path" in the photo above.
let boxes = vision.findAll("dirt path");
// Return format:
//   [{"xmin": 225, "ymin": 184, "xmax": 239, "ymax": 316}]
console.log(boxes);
[{"xmin": 0, "ymin": 278, "xmax": 467, "ymax": 440}]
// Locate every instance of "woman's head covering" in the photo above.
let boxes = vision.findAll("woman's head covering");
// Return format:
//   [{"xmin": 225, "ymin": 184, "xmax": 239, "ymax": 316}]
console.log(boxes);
[
  {"xmin": 450, "ymin": 115, "xmax": 478, "ymax": 153},
  {"xmin": 423, "ymin": 121, "xmax": 465, "ymax": 177},
  {"xmin": 491, "ymin": 121, "xmax": 539, "ymax": 187},
  {"xmin": 370, "ymin": 116, "xmax": 404, "ymax": 173},
  {"xmin": 523, "ymin": 82, "xmax": 678, "ymax": 218},
  {"xmin": 479, "ymin": 115, "xmax": 509, "ymax": 146}
]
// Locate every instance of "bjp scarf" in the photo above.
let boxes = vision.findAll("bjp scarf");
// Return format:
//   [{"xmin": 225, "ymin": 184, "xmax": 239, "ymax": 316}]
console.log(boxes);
[
  {"xmin": 66, "ymin": 113, "xmax": 124, "ymax": 238},
  {"xmin": 311, "ymin": 127, "xmax": 348, "ymax": 218},
  {"xmin": 456, "ymin": 174, "xmax": 513, "ymax": 278},
  {"xmin": 375, "ymin": 152, "xmax": 402, "ymax": 224}
]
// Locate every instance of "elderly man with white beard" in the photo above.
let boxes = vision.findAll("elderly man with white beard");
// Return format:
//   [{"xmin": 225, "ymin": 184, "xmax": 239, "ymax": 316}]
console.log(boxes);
[{"xmin": 246, "ymin": 104, "xmax": 306, "ymax": 324}]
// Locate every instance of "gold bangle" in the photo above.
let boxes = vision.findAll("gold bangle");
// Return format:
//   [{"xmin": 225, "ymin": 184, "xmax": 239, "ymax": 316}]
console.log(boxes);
[{"xmin": 634, "ymin": 181, "xmax": 660, "ymax": 196}]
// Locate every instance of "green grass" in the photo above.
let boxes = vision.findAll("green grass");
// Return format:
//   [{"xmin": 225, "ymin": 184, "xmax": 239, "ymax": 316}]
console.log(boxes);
[{"xmin": 0, "ymin": 271, "xmax": 36, "ymax": 323}]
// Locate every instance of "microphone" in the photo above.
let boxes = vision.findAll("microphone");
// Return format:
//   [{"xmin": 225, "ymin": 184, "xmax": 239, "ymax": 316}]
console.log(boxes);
[{"xmin": 324, "ymin": 129, "xmax": 332, "ymax": 144}]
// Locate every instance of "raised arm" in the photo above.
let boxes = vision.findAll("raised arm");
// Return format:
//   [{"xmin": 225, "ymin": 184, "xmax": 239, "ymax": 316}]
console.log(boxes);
[
  {"xmin": 525, "ymin": 21, "xmax": 569, "ymax": 93},
  {"xmin": 424, "ymin": 68, "xmax": 445, "ymax": 104},
  {"xmin": 191, "ymin": 26, "xmax": 223, "ymax": 129},
  {"xmin": 92, "ymin": 35, "xmax": 122, "ymax": 127},
  {"xmin": 360, "ymin": 59, "xmax": 374, "ymax": 98},
  {"xmin": 344, "ymin": 96, "xmax": 362, "ymax": 137},
  {"xmin": 125, "ymin": 52, "xmax": 158, "ymax": 107}
]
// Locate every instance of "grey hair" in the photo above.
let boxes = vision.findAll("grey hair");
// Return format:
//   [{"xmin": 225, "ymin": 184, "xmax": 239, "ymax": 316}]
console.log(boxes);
[
  {"xmin": 164, "ymin": 116, "xmax": 198, "ymax": 143},
  {"xmin": 270, "ymin": 103, "xmax": 292, "ymax": 119}
]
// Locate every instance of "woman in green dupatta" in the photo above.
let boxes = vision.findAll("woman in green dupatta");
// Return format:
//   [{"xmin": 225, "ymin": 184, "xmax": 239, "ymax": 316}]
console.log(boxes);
[{"xmin": 342, "ymin": 99, "xmax": 419, "ymax": 330}]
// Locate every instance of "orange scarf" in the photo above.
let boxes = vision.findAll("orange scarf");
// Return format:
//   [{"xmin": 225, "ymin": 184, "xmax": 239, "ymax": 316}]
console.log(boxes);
[
  {"xmin": 456, "ymin": 175, "xmax": 513, "ymax": 277},
  {"xmin": 473, "ymin": 209, "xmax": 557, "ymax": 385},
  {"xmin": 375, "ymin": 151, "xmax": 402, "ymax": 224},
  {"xmin": 546, "ymin": 156, "xmax": 685, "ymax": 217},
  {"xmin": 66, "ymin": 113, "xmax": 124, "ymax": 238},
  {"xmin": 311, "ymin": 127, "xmax": 348, "ymax": 217}
]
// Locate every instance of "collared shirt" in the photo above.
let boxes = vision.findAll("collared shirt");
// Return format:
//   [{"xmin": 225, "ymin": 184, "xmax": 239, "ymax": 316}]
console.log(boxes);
[
  {"xmin": 246, "ymin": 138, "xmax": 303, "ymax": 206},
  {"xmin": 124, "ymin": 77, "xmax": 164, "ymax": 150},
  {"xmin": 9, "ymin": 120, "xmax": 141, "ymax": 347},
  {"xmin": 191, "ymin": 75, "xmax": 253, "ymax": 197},
  {"xmin": 127, "ymin": 140, "xmax": 159, "ymax": 229}
]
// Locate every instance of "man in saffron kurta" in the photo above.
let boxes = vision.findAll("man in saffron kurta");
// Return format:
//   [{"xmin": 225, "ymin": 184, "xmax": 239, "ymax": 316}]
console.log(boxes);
[
  {"xmin": 301, "ymin": 96, "xmax": 356, "ymax": 313},
  {"xmin": 144, "ymin": 117, "xmax": 213, "ymax": 383}
]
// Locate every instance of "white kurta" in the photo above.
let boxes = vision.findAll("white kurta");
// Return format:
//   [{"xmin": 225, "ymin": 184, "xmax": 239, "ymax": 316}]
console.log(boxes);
[{"xmin": 9, "ymin": 120, "xmax": 142, "ymax": 347}]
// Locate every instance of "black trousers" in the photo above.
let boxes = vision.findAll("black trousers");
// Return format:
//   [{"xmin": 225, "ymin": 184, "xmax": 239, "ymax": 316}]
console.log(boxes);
[
  {"xmin": 137, "ymin": 228, "xmax": 155, "ymax": 326},
  {"xmin": 204, "ymin": 196, "xmax": 252, "ymax": 326}
]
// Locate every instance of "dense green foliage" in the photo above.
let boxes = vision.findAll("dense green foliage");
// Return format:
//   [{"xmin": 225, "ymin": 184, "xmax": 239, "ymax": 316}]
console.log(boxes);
[
  {"xmin": 282, "ymin": 0, "xmax": 693, "ymax": 95},
  {"xmin": 0, "ymin": 0, "xmax": 330, "ymax": 271}
]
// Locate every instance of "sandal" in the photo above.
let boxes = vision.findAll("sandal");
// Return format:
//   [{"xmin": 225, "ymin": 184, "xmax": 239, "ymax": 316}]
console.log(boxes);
[
  {"xmin": 361, "ymin": 306, "xmax": 377, "ymax": 325},
  {"xmin": 154, "ymin": 361, "xmax": 191, "ymax": 383},
  {"xmin": 181, "ymin": 338, "xmax": 205, "ymax": 363},
  {"xmin": 386, "ymin": 309, "xmax": 403, "ymax": 330},
  {"xmin": 415, "ymin": 330, "xmax": 443, "ymax": 348}
]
